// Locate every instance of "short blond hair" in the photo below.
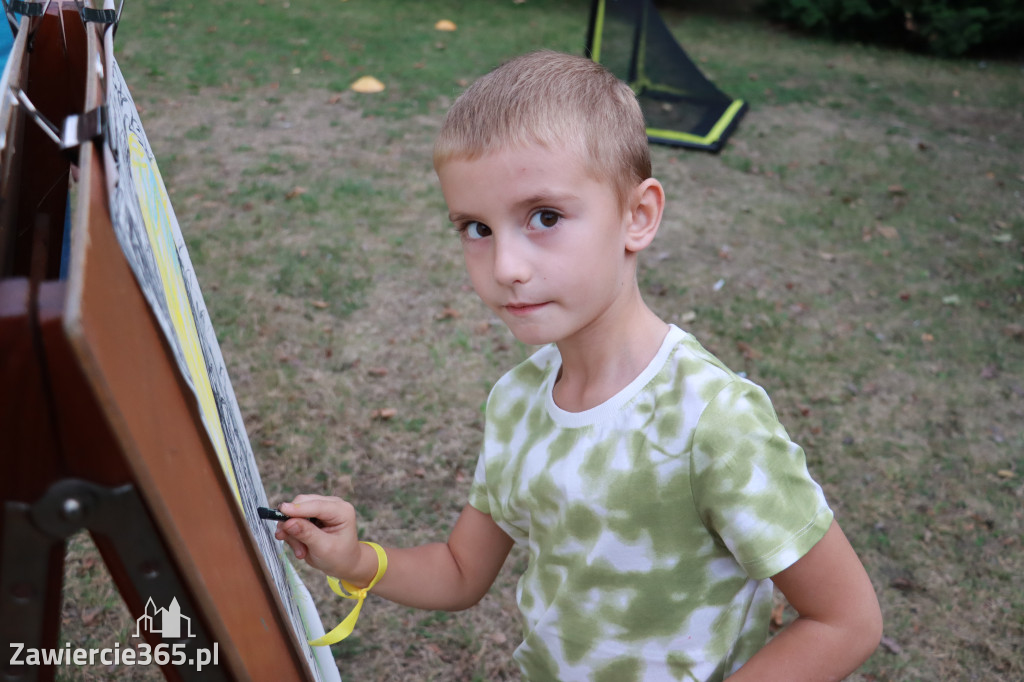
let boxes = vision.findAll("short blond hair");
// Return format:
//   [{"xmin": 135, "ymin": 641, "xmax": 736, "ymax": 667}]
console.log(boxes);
[{"xmin": 433, "ymin": 50, "xmax": 651, "ymax": 207}]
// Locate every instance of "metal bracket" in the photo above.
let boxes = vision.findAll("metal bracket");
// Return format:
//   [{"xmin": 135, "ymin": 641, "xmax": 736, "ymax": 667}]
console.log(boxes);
[
  {"xmin": 0, "ymin": 480, "xmax": 228, "ymax": 681},
  {"xmin": 8, "ymin": 87, "xmax": 106, "ymax": 161},
  {"xmin": 60, "ymin": 105, "xmax": 106, "ymax": 156}
]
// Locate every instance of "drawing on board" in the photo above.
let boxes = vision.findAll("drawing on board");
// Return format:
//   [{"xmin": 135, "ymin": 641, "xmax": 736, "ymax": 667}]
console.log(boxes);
[{"xmin": 99, "ymin": 28, "xmax": 340, "ymax": 682}]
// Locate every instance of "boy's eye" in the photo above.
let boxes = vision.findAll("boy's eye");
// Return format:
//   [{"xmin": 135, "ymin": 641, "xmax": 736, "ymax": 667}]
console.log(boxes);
[
  {"xmin": 462, "ymin": 221, "xmax": 492, "ymax": 240},
  {"xmin": 529, "ymin": 210, "xmax": 560, "ymax": 230}
]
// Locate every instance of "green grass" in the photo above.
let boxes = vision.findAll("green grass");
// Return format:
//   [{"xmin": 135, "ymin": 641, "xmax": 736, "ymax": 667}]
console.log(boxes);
[{"xmin": 51, "ymin": 1, "xmax": 1024, "ymax": 680}]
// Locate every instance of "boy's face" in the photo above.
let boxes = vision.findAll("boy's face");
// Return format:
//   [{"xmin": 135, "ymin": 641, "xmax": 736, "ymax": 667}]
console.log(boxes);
[{"xmin": 438, "ymin": 143, "xmax": 637, "ymax": 347}]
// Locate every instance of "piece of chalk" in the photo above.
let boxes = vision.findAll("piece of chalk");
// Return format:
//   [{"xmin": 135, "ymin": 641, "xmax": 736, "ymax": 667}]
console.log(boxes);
[{"xmin": 257, "ymin": 506, "xmax": 324, "ymax": 528}]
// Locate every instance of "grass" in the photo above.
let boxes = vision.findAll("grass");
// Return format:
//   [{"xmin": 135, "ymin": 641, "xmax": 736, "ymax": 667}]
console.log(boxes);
[{"xmin": 51, "ymin": 0, "xmax": 1023, "ymax": 680}]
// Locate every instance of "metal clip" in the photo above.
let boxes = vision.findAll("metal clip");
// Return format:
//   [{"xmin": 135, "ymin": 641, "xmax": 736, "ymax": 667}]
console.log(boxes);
[
  {"xmin": 9, "ymin": 0, "xmax": 45, "ymax": 16},
  {"xmin": 78, "ymin": 5, "xmax": 114, "ymax": 24},
  {"xmin": 73, "ymin": 0, "xmax": 123, "ymax": 35},
  {"xmin": 2, "ymin": 0, "xmax": 51, "ymax": 37}
]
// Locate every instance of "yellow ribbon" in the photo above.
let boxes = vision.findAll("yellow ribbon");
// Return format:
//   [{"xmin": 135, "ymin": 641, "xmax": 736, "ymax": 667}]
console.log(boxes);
[{"xmin": 308, "ymin": 541, "xmax": 388, "ymax": 646}]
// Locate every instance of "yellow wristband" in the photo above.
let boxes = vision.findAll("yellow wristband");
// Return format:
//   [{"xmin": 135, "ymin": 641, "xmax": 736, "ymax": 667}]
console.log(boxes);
[{"xmin": 308, "ymin": 541, "xmax": 388, "ymax": 646}]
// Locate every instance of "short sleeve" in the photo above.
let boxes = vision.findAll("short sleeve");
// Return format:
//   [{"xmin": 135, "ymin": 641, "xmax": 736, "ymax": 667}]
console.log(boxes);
[
  {"xmin": 467, "ymin": 452, "xmax": 491, "ymax": 515},
  {"xmin": 691, "ymin": 380, "xmax": 833, "ymax": 580}
]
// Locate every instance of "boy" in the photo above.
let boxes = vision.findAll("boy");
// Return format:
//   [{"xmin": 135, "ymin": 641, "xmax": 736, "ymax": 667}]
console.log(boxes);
[{"xmin": 277, "ymin": 51, "xmax": 882, "ymax": 681}]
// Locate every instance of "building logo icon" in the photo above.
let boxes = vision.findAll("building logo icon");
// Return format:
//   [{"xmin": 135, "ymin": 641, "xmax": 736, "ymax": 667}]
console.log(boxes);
[{"xmin": 133, "ymin": 597, "xmax": 195, "ymax": 639}]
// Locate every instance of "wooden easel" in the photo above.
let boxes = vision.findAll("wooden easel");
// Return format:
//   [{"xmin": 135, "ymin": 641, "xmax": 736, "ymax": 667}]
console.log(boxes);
[{"xmin": 0, "ymin": 4, "xmax": 316, "ymax": 680}]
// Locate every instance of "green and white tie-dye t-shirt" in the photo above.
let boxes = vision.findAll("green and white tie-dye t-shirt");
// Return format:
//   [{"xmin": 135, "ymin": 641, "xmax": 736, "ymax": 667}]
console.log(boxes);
[{"xmin": 468, "ymin": 325, "xmax": 833, "ymax": 682}]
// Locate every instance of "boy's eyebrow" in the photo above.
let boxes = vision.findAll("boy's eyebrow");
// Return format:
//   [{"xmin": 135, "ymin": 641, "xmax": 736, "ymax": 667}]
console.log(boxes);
[{"xmin": 448, "ymin": 191, "xmax": 581, "ymax": 224}]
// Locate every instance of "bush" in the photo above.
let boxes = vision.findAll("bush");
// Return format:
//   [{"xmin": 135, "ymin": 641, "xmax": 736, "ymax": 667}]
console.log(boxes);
[{"xmin": 756, "ymin": 0, "xmax": 1024, "ymax": 57}]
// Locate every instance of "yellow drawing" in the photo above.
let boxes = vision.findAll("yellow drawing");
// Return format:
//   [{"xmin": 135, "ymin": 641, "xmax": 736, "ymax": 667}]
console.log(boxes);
[{"xmin": 128, "ymin": 132, "xmax": 242, "ymax": 503}]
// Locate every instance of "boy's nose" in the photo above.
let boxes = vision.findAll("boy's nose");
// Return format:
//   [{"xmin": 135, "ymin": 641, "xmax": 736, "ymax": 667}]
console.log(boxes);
[{"xmin": 492, "ymin": 233, "xmax": 532, "ymax": 286}]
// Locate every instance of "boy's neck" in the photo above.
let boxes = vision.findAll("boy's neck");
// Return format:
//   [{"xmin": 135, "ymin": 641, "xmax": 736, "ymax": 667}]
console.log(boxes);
[{"xmin": 552, "ymin": 296, "xmax": 669, "ymax": 413}]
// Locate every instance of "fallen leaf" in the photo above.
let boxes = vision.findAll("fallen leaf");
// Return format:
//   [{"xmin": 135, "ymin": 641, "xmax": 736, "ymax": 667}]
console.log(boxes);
[
  {"xmin": 285, "ymin": 186, "xmax": 307, "ymax": 200},
  {"xmin": 434, "ymin": 19, "xmax": 456, "ymax": 31},
  {"xmin": 887, "ymin": 184, "xmax": 907, "ymax": 196},
  {"xmin": 371, "ymin": 407, "xmax": 398, "ymax": 420},
  {"xmin": 876, "ymin": 225, "xmax": 899, "ymax": 240},
  {"xmin": 818, "ymin": 251, "xmax": 836, "ymax": 262},
  {"xmin": 736, "ymin": 341, "xmax": 761, "ymax": 360},
  {"xmin": 437, "ymin": 307, "xmax": 461, "ymax": 320},
  {"xmin": 350, "ymin": 75, "xmax": 385, "ymax": 93},
  {"xmin": 367, "ymin": 366, "xmax": 389, "ymax": 377},
  {"xmin": 880, "ymin": 635, "xmax": 903, "ymax": 655},
  {"xmin": 1003, "ymin": 324, "xmax": 1024, "ymax": 340},
  {"xmin": 997, "ymin": 469, "xmax": 1015, "ymax": 479},
  {"xmin": 921, "ymin": 333, "xmax": 934, "ymax": 343},
  {"xmin": 327, "ymin": 94, "xmax": 342, "ymax": 104},
  {"xmin": 309, "ymin": 300, "xmax": 328, "ymax": 309},
  {"xmin": 81, "ymin": 607, "xmax": 103, "ymax": 626},
  {"xmin": 889, "ymin": 577, "xmax": 923, "ymax": 592}
]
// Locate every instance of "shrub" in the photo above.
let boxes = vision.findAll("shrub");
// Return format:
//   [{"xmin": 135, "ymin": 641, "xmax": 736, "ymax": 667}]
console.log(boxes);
[{"xmin": 755, "ymin": 0, "xmax": 1024, "ymax": 57}]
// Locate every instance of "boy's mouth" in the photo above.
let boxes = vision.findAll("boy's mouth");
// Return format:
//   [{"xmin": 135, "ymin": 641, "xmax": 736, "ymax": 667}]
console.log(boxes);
[{"xmin": 504, "ymin": 301, "xmax": 548, "ymax": 316}]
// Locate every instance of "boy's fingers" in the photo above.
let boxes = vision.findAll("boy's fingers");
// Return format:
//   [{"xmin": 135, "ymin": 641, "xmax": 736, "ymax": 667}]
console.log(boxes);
[
  {"xmin": 289, "ymin": 493, "xmax": 330, "ymax": 506},
  {"xmin": 278, "ymin": 529, "xmax": 308, "ymax": 559},
  {"xmin": 280, "ymin": 497, "xmax": 352, "ymax": 527}
]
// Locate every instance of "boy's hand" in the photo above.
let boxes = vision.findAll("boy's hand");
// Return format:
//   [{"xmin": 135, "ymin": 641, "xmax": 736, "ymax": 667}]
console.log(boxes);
[{"xmin": 274, "ymin": 494, "xmax": 369, "ymax": 584}]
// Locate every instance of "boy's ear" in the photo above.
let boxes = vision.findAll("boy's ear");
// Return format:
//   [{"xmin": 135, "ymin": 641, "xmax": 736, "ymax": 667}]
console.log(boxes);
[{"xmin": 624, "ymin": 178, "xmax": 665, "ymax": 254}]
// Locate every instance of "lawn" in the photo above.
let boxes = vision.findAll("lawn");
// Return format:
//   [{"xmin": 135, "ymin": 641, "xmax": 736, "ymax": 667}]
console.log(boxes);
[{"xmin": 57, "ymin": 0, "xmax": 1022, "ymax": 679}]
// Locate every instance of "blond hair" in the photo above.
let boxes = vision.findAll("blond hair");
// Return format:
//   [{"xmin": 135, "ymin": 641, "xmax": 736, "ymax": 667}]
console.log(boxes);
[{"xmin": 433, "ymin": 50, "xmax": 651, "ymax": 206}]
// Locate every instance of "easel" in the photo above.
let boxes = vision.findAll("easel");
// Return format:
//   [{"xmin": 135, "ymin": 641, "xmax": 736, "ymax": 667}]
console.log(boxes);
[{"xmin": 0, "ymin": 4, "xmax": 317, "ymax": 680}]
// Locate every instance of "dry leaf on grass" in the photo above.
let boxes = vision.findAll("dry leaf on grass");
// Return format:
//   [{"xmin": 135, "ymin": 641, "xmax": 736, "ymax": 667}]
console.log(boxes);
[
  {"xmin": 350, "ymin": 75, "xmax": 385, "ymax": 93},
  {"xmin": 876, "ymin": 224, "xmax": 899, "ymax": 239},
  {"xmin": 434, "ymin": 19, "xmax": 456, "ymax": 31},
  {"xmin": 880, "ymin": 635, "xmax": 903, "ymax": 655},
  {"xmin": 371, "ymin": 407, "xmax": 398, "ymax": 420},
  {"xmin": 81, "ymin": 607, "xmax": 104, "ymax": 626}
]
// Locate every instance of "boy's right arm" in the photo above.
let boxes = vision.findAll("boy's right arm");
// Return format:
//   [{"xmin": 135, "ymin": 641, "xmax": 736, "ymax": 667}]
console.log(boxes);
[{"xmin": 275, "ymin": 495, "xmax": 513, "ymax": 611}]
